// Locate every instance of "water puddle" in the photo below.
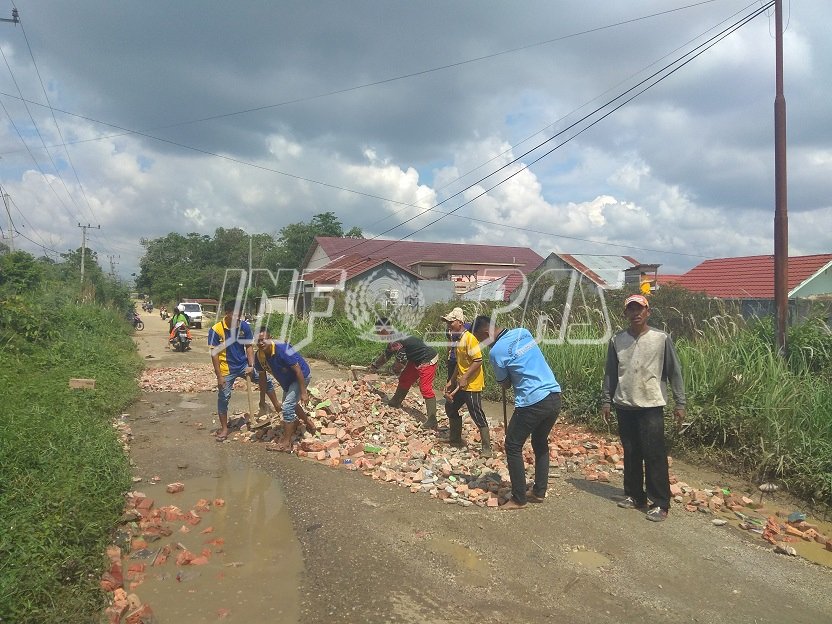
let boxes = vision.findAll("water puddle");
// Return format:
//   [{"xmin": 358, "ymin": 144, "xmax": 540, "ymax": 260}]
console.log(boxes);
[
  {"xmin": 133, "ymin": 470, "xmax": 302, "ymax": 622},
  {"xmin": 566, "ymin": 549, "xmax": 610, "ymax": 569},
  {"xmin": 715, "ymin": 505, "xmax": 832, "ymax": 569},
  {"xmin": 427, "ymin": 537, "xmax": 490, "ymax": 586}
]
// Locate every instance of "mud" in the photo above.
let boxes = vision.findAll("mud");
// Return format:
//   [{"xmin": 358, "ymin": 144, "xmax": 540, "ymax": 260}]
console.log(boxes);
[{"xmin": 120, "ymin": 310, "xmax": 832, "ymax": 623}]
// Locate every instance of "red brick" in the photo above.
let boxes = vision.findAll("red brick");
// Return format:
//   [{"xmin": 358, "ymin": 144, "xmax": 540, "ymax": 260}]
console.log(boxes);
[{"xmin": 166, "ymin": 482, "xmax": 185, "ymax": 494}]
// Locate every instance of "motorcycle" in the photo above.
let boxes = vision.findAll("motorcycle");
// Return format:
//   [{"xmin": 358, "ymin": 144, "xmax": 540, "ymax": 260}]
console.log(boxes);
[
  {"xmin": 159, "ymin": 307, "xmax": 169, "ymax": 320},
  {"xmin": 170, "ymin": 321, "xmax": 191, "ymax": 352},
  {"xmin": 132, "ymin": 312, "xmax": 144, "ymax": 331}
]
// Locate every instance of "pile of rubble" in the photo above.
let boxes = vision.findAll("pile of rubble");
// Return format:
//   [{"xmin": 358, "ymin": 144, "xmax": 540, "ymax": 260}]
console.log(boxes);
[
  {"xmin": 100, "ymin": 486, "xmax": 228, "ymax": 624},
  {"xmin": 229, "ymin": 375, "xmax": 627, "ymax": 508},
  {"xmin": 139, "ymin": 365, "xmax": 241, "ymax": 392}
]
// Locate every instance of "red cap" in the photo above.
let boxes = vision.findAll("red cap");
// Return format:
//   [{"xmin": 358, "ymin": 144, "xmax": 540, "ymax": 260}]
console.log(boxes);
[{"xmin": 624, "ymin": 294, "xmax": 650, "ymax": 308}]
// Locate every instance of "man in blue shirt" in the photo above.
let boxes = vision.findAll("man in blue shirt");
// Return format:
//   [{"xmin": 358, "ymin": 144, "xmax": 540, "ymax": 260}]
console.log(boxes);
[
  {"xmin": 473, "ymin": 315, "xmax": 562, "ymax": 510},
  {"xmin": 255, "ymin": 328, "xmax": 314, "ymax": 452},
  {"xmin": 208, "ymin": 300, "xmax": 269, "ymax": 441}
]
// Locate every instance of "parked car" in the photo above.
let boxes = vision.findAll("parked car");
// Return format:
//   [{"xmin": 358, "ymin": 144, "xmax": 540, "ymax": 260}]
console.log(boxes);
[{"xmin": 178, "ymin": 302, "xmax": 204, "ymax": 329}]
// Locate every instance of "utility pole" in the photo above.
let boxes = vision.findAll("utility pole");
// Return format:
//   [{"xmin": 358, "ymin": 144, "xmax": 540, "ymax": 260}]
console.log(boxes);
[
  {"xmin": 0, "ymin": 8, "xmax": 19, "ymax": 25},
  {"xmin": 107, "ymin": 254, "xmax": 120, "ymax": 279},
  {"xmin": 77, "ymin": 223, "xmax": 100, "ymax": 290},
  {"xmin": 773, "ymin": 0, "xmax": 788, "ymax": 356},
  {"xmin": 1, "ymin": 186, "xmax": 15, "ymax": 252}
]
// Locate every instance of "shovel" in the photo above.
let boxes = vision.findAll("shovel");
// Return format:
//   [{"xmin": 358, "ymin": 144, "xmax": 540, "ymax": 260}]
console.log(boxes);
[{"xmin": 245, "ymin": 374, "xmax": 271, "ymax": 430}]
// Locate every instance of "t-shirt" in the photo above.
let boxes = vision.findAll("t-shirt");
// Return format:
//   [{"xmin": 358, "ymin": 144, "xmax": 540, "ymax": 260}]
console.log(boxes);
[
  {"xmin": 384, "ymin": 336, "xmax": 437, "ymax": 365},
  {"xmin": 255, "ymin": 342, "xmax": 310, "ymax": 391},
  {"xmin": 446, "ymin": 322, "xmax": 471, "ymax": 363},
  {"xmin": 208, "ymin": 319, "xmax": 253, "ymax": 376},
  {"xmin": 455, "ymin": 330, "xmax": 484, "ymax": 392},
  {"xmin": 488, "ymin": 328, "xmax": 560, "ymax": 407}
]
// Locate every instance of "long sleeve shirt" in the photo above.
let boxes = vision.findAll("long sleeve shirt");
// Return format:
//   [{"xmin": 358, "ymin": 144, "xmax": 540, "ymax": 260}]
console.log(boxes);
[{"xmin": 601, "ymin": 327, "xmax": 685, "ymax": 409}]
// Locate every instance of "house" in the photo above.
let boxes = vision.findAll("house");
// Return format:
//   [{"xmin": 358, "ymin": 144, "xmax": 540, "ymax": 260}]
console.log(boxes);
[
  {"xmin": 301, "ymin": 236, "xmax": 544, "ymax": 302},
  {"xmin": 668, "ymin": 253, "xmax": 832, "ymax": 317},
  {"xmin": 537, "ymin": 253, "xmax": 642, "ymax": 289}
]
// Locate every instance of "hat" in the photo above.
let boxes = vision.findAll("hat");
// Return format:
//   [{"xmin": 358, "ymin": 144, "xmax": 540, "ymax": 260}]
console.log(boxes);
[
  {"xmin": 441, "ymin": 307, "xmax": 465, "ymax": 322},
  {"xmin": 623, "ymin": 294, "xmax": 650, "ymax": 309}
]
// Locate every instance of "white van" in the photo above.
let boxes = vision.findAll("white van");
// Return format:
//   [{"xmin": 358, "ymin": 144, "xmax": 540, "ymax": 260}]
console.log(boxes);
[{"xmin": 178, "ymin": 302, "xmax": 204, "ymax": 329}]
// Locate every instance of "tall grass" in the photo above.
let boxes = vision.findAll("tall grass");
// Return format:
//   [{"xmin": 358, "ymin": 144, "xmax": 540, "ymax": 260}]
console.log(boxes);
[{"xmin": 0, "ymin": 291, "xmax": 142, "ymax": 622}]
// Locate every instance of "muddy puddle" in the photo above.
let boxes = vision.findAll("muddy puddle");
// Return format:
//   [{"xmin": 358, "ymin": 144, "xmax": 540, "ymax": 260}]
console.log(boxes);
[
  {"xmin": 427, "ymin": 537, "xmax": 490, "ymax": 586},
  {"xmin": 713, "ymin": 504, "xmax": 832, "ymax": 568},
  {"xmin": 134, "ymin": 470, "xmax": 302, "ymax": 622}
]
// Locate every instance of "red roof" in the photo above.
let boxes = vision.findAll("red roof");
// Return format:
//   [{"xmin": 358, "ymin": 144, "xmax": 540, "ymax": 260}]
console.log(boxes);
[
  {"xmin": 308, "ymin": 236, "xmax": 543, "ymax": 271},
  {"xmin": 655, "ymin": 274, "xmax": 682, "ymax": 286},
  {"xmin": 673, "ymin": 254, "xmax": 832, "ymax": 299},
  {"xmin": 303, "ymin": 254, "xmax": 422, "ymax": 285}
]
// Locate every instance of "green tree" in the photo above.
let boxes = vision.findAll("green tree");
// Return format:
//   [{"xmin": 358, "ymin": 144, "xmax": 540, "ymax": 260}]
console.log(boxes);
[{"xmin": 0, "ymin": 250, "xmax": 44, "ymax": 291}]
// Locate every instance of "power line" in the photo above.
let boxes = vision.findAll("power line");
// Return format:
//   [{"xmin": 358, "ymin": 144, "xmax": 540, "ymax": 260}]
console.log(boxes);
[
  {"xmin": 12, "ymin": 4, "xmax": 99, "ymax": 224},
  {"xmin": 320, "ymin": 1, "xmax": 775, "ymax": 276}
]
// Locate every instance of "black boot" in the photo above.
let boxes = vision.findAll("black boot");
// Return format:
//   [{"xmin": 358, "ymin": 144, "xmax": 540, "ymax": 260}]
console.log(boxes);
[
  {"xmin": 387, "ymin": 387, "xmax": 408, "ymax": 408},
  {"xmin": 479, "ymin": 427, "xmax": 493, "ymax": 458},
  {"xmin": 448, "ymin": 416, "xmax": 464, "ymax": 447},
  {"xmin": 422, "ymin": 398, "xmax": 438, "ymax": 429}
]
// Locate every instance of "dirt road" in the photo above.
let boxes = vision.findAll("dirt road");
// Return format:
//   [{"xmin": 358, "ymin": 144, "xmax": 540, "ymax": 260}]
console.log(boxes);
[{"xmin": 124, "ymin": 311, "xmax": 832, "ymax": 623}]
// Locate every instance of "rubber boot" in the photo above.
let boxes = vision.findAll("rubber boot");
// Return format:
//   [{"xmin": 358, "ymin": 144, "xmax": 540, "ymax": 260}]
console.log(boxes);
[
  {"xmin": 422, "ymin": 397, "xmax": 438, "ymax": 429},
  {"xmin": 448, "ymin": 416, "xmax": 465, "ymax": 447},
  {"xmin": 479, "ymin": 427, "xmax": 493, "ymax": 458},
  {"xmin": 387, "ymin": 387, "xmax": 408, "ymax": 408}
]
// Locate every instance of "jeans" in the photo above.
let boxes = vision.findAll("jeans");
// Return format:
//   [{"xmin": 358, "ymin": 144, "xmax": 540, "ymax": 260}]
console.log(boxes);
[
  {"xmin": 217, "ymin": 369, "xmax": 272, "ymax": 415},
  {"xmin": 281, "ymin": 375, "xmax": 311, "ymax": 422},
  {"xmin": 616, "ymin": 406, "xmax": 671, "ymax": 511},
  {"xmin": 505, "ymin": 392, "xmax": 561, "ymax": 504}
]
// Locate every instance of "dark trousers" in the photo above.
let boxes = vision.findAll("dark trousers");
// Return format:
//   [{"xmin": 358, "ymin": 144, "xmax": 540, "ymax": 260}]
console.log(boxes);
[
  {"xmin": 616, "ymin": 406, "xmax": 671, "ymax": 511},
  {"xmin": 445, "ymin": 389, "xmax": 488, "ymax": 429},
  {"xmin": 505, "ymin": 392, "xmax": 561, "ymax": 504}
]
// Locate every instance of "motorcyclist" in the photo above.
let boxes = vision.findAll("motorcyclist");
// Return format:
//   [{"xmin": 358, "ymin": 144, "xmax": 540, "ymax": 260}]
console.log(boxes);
[{"xmin": 168, "ymin": 305, "xmax": 192, "ymax": 347}]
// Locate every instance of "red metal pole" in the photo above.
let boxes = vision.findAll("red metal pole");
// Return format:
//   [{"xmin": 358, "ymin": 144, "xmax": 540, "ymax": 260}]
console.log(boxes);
[{"xmin": 773, "ymin": 0, "xmax": 788, "ymax": 356}]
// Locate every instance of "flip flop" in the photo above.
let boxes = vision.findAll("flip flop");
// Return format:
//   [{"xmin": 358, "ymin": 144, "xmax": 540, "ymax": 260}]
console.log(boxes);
[{"xmin": 215, "ymin": 433, "xmax": 228, "ymax": 442}]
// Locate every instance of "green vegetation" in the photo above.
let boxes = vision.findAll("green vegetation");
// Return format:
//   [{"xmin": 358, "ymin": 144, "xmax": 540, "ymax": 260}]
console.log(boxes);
[
  {"xmin": 136, "ymin": 211, "xmax": 363, "ymax": 303},
  {"xmin": 275, "ymin": 281, "xmax": 831, "ymax": 508},
  {"xmin": 0, "ymin": 251, "xmax": 141, "ymax": 623}
]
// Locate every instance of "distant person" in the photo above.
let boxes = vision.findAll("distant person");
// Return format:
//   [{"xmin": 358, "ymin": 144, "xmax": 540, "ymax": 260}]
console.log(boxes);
[
  {"xmin": 255, "ymin": 329, "xmax": 315, "ymax": 452},
  {"xmin": 442, "ymin": 307, "xmax": 491, "ymax": 457},
  {"xmin": 208, "ymin": 300, "xmax": 266, "ymax": 441},
  {"xmin": 168, "ymin": 304, "xmax": 192, "ymax": 346},
  {"xmin": 601, "ymin": 294, "xmax": 686, "ymax": 522},
  {"xmin": 369, "ymin": 317, "xmax": 439, "ymax": 429},
  {"xmin": 473, "ymin": 316, "xmax": 562, "ymax": 510}
]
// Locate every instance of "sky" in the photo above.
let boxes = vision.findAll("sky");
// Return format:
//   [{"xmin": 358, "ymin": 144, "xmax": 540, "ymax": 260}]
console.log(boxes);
[{"xmin": 0, "ymin": 0, "xmax": 828, "ymax": 280}]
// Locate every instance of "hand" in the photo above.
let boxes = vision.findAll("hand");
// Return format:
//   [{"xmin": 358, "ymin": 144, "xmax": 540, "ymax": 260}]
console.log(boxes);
[
  {"xmin": 300, "ymin": 389, "xmax": 309, "ymax": 405},
  {"xmin": 245, "ymin": 365, "xmax": 254, "ymax": 378},
  {"xmin": 674, "ymin": 407, "xmax": 686, "ymax": 431},
  {"xmin": 216, "ymin": 376, "xmax": 224, "ymax": 392},
  {"xmin": 600, "ymin": 403, "xmax": 611, "ymax": 427}
]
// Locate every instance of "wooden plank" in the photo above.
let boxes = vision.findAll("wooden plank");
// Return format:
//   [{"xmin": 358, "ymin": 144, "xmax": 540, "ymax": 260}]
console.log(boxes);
[{"xmin": 69, "ymin": 378, "xmax": 96, "ymax": 390}]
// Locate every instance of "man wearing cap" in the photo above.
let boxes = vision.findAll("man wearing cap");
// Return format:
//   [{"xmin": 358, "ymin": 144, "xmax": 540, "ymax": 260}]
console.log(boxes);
[
  {"xmin": 601, "ymin": 294, "xmax": 686, "ymax": 522},
  {"xmin": 442, "ymin": 307, "xmax": 492, "ymax": 457},
  {"xmin": 369, "ymin": 318, "xmax": 439, "ymax": 429}
]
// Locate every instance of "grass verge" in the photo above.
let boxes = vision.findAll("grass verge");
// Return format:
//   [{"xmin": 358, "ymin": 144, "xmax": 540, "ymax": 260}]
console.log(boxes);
[{"xmin": 0, "ymin": 299, "xmax": 142, "ymax": 623}]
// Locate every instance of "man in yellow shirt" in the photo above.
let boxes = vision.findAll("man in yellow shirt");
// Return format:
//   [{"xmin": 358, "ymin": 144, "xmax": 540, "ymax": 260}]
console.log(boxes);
[{"xmin": 442, "ymin": 307, "xmax": 492, "ymax": 457}]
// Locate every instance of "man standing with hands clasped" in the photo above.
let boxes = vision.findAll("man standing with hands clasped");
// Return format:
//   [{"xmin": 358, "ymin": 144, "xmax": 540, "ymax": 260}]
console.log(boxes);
[
  {"xmin": 473, "ymin": 316, "xmax": 562, "ymax": 510},
  {"xmin": 601, "ymin": 294, "xmax": 686, "ymax": 522}
]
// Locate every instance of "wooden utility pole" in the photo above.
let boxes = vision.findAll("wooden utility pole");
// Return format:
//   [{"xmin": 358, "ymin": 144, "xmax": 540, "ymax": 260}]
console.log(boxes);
[{"xmin": 773, "ymin": 0, "xmax": 788, "ymax": 356}]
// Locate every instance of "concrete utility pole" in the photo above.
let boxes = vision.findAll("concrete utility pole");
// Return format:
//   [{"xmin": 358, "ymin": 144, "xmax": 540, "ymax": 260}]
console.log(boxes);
[
  {"xmin": 77, "ymin": 223, "xmax": 100, "ymax": 289},
  {"xmin": 0, "ymin": 8, "xmax": 19, "ymax": 24},
  {"xmin": 107, "ymin": 254, "xmax": 120, "ymax": 279},
  {"xmin": 773, "ymin": 0, "xmax": 788, "ymax": 356},
  {"xmin": 1, "ymin": 187, "xmax": 14, "ymax": 252}
]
